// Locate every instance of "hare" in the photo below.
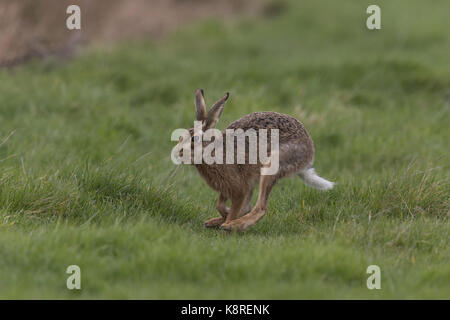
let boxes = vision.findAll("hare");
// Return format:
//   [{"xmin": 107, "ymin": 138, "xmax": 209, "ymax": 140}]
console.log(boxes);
[{"xmin": 175, "ymin": 89, "xmax": 334, "ymax": 232}]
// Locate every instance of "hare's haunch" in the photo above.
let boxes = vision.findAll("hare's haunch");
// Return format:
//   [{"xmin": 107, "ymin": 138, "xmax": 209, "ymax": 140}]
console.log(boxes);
[{"xmin": 175, "ymin": 89, "xmax": 334, "ymax": 232}]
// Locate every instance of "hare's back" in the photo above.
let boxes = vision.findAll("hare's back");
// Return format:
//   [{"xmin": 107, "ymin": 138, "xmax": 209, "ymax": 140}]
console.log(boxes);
[{"xmin": 226, "ymin": 112, "xmax": 311, "ymax": 143}]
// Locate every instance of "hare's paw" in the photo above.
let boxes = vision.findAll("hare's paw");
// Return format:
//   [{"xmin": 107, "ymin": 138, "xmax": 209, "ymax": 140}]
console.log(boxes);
[
  {"xmin": 220, "ymin": 218, "xmax": 249, "ymax": 232},
  {"xmin": 204, "ymin": 216, "xmax": 226, "ymax": 228}
]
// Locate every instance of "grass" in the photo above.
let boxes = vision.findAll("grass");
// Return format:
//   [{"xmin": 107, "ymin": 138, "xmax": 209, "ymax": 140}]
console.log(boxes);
[{"xmin": 0, "ymin": 0, "xmax": 449, "ymax": 299}]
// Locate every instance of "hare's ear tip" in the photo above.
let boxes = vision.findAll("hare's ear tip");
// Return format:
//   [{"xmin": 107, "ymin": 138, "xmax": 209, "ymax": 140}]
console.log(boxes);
[
  {"xmin": 196, "ymin": 88, "xmax": 204, "ymax": 97},
  {"xmin": 224, "ymin": 92, "xmax": 230, "ymax": 100}
]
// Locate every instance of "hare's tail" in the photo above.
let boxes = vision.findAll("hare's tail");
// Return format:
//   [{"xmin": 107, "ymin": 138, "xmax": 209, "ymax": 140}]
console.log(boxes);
[{"xmin": 299, "ymin": 168, "xmax": 334, "ymax": 190}]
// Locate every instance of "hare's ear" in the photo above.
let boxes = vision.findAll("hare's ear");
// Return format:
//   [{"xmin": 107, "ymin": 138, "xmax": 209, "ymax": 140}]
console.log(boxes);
[
  {"xmin": 204, "ymin": 92, "xmax": 229, "ymax": 129},
  {"xmin": 195, "ymin": 89, "xmax": 207, "ymax": 121}
]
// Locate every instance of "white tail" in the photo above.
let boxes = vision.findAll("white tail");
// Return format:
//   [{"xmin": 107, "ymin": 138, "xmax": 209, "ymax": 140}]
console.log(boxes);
[{"xmin": 299, "ymin": 168, "xmax": 334, "ymax": 190}]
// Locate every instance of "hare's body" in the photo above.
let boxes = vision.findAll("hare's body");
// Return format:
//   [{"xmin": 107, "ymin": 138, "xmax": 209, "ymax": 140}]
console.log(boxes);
[
  {"xmin": 175, "ymin": 90, "xmax": 334, "ymax": 231},
  {"xmin": 195, "ymin": 112, "xmax": 314, "ymax": 198}
]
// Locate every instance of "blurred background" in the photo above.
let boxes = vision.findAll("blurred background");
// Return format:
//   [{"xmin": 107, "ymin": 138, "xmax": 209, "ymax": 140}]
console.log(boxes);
[{"xmin": 0, "ymin": 0, "xmax": 271, "ymax": 66}]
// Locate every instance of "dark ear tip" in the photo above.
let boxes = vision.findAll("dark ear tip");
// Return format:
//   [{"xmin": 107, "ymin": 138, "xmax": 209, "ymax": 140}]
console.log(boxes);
[
  {"xmin": 224, "ymin": 92, "xmax": 229, "ymax": 100},
  {"xmin": 196, "ymin": 88, "xmax": 204, "ymax": 97}
]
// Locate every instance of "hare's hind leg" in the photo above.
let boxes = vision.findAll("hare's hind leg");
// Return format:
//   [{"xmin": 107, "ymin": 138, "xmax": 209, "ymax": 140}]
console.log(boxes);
[{"xmin": 221, "ymin": 175, "xmax": 278, "ymax": 232}]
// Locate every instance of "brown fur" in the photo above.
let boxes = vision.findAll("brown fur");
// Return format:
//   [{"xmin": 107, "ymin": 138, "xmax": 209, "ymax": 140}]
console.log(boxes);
[{"xmin": 177, "ymin": 89, "xmax": 325, "ymax": 232}]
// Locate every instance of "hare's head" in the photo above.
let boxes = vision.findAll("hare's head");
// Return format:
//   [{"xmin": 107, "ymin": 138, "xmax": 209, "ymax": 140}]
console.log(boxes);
[{"xmin": 175, "ymin": 89, "xmax": 229, "ymax": 161}]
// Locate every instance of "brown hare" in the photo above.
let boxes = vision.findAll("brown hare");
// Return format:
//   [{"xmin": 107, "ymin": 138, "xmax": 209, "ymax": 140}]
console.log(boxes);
[{"xmin": 174, "ymin": 89, "xmax": 334, "ymax": 232}]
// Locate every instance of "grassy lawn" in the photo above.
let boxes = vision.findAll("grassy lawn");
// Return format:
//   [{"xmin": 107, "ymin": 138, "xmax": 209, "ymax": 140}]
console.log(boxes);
[{"xmin": 0, "ymin": 0, "xmax": 448, "ymax": 299}]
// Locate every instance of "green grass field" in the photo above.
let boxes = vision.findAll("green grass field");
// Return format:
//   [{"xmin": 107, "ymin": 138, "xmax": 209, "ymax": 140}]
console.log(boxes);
[{"xmin": 0, "ymin": 1, "xmax": 449, "ymax": 299}]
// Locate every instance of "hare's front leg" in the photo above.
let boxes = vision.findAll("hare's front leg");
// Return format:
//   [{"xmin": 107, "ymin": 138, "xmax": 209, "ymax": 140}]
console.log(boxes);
[
  {"xmin": 238, "ymin": 188, "xmax": 254, "ymax": 218},
  {"xmin": 223, "ymin": 194, "xmax": 247, "ymax": 223},
  {"xmin": 204, "ymin": 190, "xmax": 252, "ymax": 228},
  {"xmin": 204, "ymin": 194, "xmax": 229, "ymax": 228}
]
